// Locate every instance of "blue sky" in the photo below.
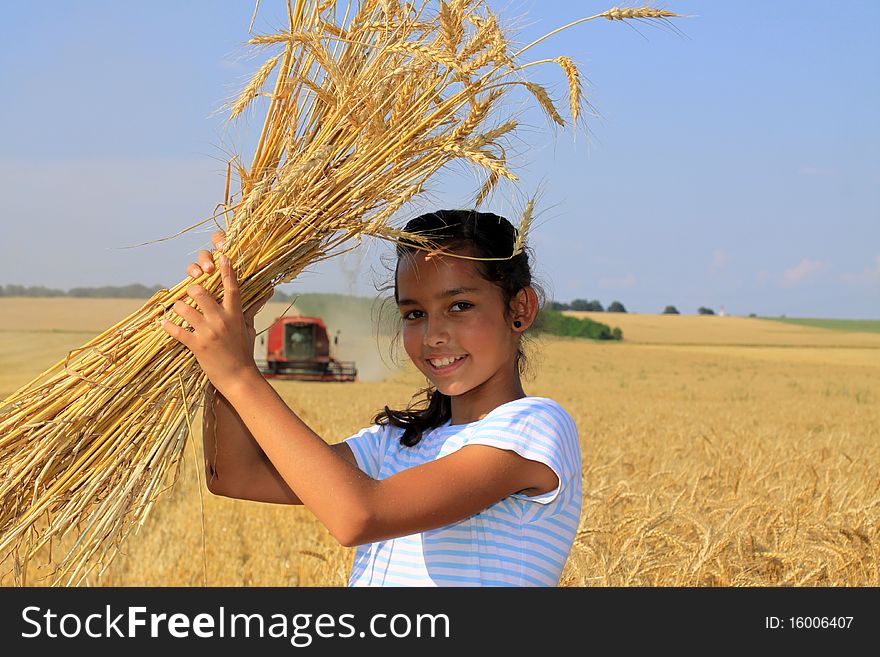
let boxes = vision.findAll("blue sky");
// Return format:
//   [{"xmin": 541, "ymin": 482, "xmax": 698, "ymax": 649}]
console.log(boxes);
[{"xmin": 1, "ymin": 1, "xmax": 877, "ymax": 318}]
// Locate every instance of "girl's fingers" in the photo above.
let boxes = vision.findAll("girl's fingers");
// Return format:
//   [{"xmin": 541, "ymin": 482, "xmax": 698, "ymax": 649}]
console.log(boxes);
[
  {"xmin": 219, "ymin": 254, "xmax": 242, "ymax": 313},
  {"xmin": 190, "ymin": 230, "xmax": 225, "ymax": 277},
  {"xmin": 188, "ymin": 250, "xmax": 215, "ymax": 278},
  {"xmin": 185, "ymin": 284, "xmax": 225, "ymax": 325},
  {"xmin": 161, "ymin": 318, "xmax": 193, "ymax": 349},
  {"xmin": 172, "ymin": 298, "xmax": 208, "ymax": 333},
  {"xmin": 197, "ymin": 249, "xmax": 215, "ymax": 274}
]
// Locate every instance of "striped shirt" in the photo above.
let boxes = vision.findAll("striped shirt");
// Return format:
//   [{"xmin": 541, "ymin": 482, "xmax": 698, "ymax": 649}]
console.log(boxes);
[{"xmin": 343, "ymin": 396, "xmax": 583, "ymax": 587}]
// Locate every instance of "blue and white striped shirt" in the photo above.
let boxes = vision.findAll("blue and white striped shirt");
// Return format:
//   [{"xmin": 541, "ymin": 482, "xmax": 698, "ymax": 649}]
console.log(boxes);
[{"xmin": 343, "ymin": 396, "xmax": 583, "ymax": 587}]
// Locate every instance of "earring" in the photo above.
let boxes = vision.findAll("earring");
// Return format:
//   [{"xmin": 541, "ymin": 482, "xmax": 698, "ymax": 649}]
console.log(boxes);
[{"xmin": 513, "ymin": 320, "xmax": 522, "ymax": 328}]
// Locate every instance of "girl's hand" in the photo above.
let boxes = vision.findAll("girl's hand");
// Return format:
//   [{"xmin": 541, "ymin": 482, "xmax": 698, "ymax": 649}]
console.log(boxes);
[
  {"xmin": 162, "ymin": 231, "xmax": 273, "ymax": 391},
  {"xmin": 185, "ymin": 230, "xmax": 272, "ymax": 349}
]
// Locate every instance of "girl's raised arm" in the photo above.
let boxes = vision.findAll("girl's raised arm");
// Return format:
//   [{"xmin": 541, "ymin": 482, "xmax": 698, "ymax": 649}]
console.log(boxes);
[
  {"xmin": 182, "ymin": 230, "xmax": 358, "ymax": 506},
  {"xmin": 202, "ymin": 383, "xmax": 358, "ymax": 505}
]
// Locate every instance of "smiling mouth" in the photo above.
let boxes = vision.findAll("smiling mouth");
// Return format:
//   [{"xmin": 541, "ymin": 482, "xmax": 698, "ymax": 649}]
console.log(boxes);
[{"xmin": 426, "ymin": 354, "xmax": 468, "ymax": 373}]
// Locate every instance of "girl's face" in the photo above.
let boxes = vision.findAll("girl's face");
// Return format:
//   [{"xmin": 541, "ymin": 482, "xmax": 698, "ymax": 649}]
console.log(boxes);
[{"xmin": 396, "ymin": 248, "xmax": 520, "ymax": 398}]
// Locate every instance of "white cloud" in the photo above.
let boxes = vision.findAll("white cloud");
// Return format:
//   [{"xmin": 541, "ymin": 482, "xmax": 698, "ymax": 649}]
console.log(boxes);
[
  {"xmin": 840, "ymin": 255, "xmax": 880, "ymax": 285},
  {"xmin": 709, "ymin": 249, "xmax": 730, "ymax": 273},
  {"xmin": 598, "ymin": 274, "xmax": 637, "ymax": 289},
  {"xmin": 781, "ymin": 258, "xmax": 830, "ymax": 287}
]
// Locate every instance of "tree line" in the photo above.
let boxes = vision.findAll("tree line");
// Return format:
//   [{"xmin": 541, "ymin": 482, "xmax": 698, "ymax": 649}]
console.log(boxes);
[
  {"xmin": 548, "ymin": 298, "xmax": 628, "ymax": 312},
  {"xmin": 551, "ymin": 298, "xmax": 723, "ymax": 316},
  {"xmin": 0, "ymin": 284, "xmax": 165, "ymax": 298}
]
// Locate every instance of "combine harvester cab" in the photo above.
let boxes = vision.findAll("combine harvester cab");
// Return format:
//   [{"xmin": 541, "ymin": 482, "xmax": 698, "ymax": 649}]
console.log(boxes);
[{"xmin": 257, "ymin": 316, "xmax": 358, "ymax": 382}]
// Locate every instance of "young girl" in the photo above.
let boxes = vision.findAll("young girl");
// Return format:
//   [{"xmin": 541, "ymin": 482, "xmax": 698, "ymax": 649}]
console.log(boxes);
[{"xmin": 162, "ymin": 209, "xmax": 582, "ymax": 586}]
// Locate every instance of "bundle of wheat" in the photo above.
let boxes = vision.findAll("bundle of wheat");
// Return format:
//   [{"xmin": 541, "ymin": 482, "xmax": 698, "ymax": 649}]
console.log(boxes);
[{"xmin": 0, "ymin": 1, "xmax": 678, "ymax": 585}]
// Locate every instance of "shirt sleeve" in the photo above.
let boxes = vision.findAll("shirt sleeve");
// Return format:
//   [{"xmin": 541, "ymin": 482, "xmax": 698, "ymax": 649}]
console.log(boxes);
[
  {"xmin": 342, "ymin": 423, "xmax": 389, "ymax": 479},
  {"xmin": 461, "ymin": 399, "xmax": 578, "ymax": 506}
]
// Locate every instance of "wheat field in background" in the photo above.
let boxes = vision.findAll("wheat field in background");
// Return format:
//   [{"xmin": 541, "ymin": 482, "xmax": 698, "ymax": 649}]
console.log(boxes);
[{"xmin": 1, "ymin": 298, "xmax": 877, "ymax": 586}]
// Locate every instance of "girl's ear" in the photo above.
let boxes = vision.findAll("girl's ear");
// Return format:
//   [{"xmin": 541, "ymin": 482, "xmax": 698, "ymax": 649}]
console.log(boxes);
[{"xmin": 510, "ymin": 286, "xmax": 539, "ymax": 331}]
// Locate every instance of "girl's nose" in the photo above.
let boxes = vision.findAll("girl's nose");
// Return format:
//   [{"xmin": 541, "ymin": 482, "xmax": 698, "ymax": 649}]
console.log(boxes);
[{"xmin": 423, "ymin": 317, "xmax": 449, "ymax": 346}]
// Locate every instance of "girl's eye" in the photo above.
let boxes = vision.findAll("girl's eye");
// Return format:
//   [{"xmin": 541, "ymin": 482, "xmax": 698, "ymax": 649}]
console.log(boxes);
[{"xmin": 402, "ymin": 302, "xmax": 472, "ymax": 321}]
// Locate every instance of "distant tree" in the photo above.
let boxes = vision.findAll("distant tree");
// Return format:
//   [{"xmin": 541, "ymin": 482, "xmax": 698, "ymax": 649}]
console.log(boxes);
[
  {"xmin": 585, "ymin": 299, "xmax": 604, "ymax": 312},
  {"xmin": 748, "ymin": 313, "xmax": 757, "ymax": 318},
  {"xmin": 663, "ymin": 305, "xmax": 680, "ymax": 314},
  {"xmin": 697, "ymin": 306, "xmax": 715, "ymax": 315},
  {"xmin": 607, "ymin": 301, "xmax": 627, "ymax": 313},
  {"xmin": 532, "ymin": 309, "xmax": 619, "ymax": 341},
  {"xmin": 612, "ymin": 326, "xmax": 623, "ymax": 340},
  {"xmin": 1, "ymin": 282, "xmax": 168, "ymax": 298},
  {"xmin": 0, "ymin": 284, "xmax": 66, "ymax": 297},
  {"xmin": 548, "ymin": 300, "xmax": 571, "ymax": 311},
  {"xmin": 33, "ymin": 286, "xmax": 66, "ymax": 297},
  {"xmin": 68, "ymin": 284, "xmax": 163, "ymax": 298},
  {"xmin": 569, "ymin": 298, "xmax": 590, "ymax": 311}
]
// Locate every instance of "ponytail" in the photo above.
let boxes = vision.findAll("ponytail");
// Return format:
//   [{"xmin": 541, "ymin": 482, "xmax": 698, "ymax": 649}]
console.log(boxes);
[{"xmin": 373, "ymin": 385, "xmax": 451, "ymax": 447}]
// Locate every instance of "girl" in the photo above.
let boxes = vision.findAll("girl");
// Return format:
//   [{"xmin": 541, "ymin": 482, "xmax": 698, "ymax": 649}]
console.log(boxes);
[{"xmin": 162, "ymin": 209, "xmax": 582, "ymax": 586}]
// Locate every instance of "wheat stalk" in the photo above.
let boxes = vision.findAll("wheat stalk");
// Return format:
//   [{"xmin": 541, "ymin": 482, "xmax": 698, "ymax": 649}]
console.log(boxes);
[
  {"xmin": 522, "ymin": 81, "xmax": 564, "ymax": 127},
  {"xmin": 601, "ymin": 6, "xmax": 678, "ymax": 21},
  {"xmin": 228, "ymin": 53, "xmax": 283, "ymax": 119},
  {"xmin": 555, "ymin": 56, "xmax": 582, "ymax": 125}
]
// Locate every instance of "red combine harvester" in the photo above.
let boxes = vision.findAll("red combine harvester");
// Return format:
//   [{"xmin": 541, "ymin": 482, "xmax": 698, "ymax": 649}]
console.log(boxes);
[{"xmin": 256, "ymin": 316, "xmax": 358, "ymax": 382}]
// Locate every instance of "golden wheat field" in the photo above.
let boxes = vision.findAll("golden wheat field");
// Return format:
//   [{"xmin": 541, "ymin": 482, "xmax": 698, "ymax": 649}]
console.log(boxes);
[{"xmin": 1, "ymin": 298, "xmax": 878, "ymax": 586}]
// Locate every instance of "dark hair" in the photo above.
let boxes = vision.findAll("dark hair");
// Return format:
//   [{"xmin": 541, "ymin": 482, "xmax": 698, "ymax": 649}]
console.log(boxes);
[{"xmin": 372, "ymin": 209, "xmax": 545, "ymax": 446}]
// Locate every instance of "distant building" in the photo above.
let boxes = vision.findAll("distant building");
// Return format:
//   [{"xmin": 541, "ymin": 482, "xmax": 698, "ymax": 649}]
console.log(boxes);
[{"xmin": 719, "ymin": 304, "xmax": 727, "ymax": 317}]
